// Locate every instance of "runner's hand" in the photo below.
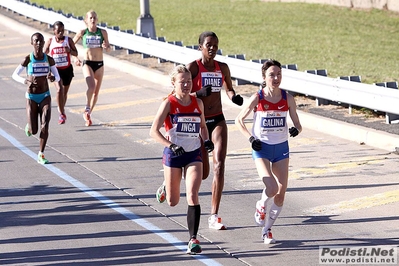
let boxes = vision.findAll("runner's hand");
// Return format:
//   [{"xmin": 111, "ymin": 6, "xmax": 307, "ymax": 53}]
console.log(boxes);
[
  {"xmin": 47, "ymin": 73, "xmax": 55, "ymax": 82},
  {"xmin": 169, "ymin": 144, "xmax": 185, "ymax": 156},
  {"xmin": 232, "ymin": 94, "xmax": 243, "ymax": 106},
  {"xmin": 195, "ymin": 85, "xmax": 212, "ymax": 97},
  {"xmin": 289, "ymin": 127, "xmax": 299, "ymax": 137},
  {"xmin": 249, "ymin": 136, "xmax": 262, "ymax": 151},
  {"xmin": 204, "ymin": 140, "xmax": 214, "ymax": 153},
  {"xmin": 75, "ymin": 58, "xmax": 82, "ymax": 66}
]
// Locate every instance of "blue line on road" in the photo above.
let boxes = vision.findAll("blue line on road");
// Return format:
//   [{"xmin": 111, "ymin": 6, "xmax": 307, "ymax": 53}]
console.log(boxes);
[{"xmin": 0, "ymin": 127, "xmax": 222, "ymax": 266}]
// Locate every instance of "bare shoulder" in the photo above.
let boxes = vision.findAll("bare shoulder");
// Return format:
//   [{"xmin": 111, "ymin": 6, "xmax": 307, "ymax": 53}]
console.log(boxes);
[
  {"xmin": 159, "ymin": 97, "xmax": 172, "ymax": 114},
  {"xmin": 187, "ymin": 60, "xmax": 199, "ymax": 78},
  {"xmin": 21, "ymin": 54, "xmax": 31, "ymax": 66},
  {"xmin": 67, "ymin": 36, "xmax": 75, "ymax": 45},
  {"xmin": 186, "ymin": 60, "xmax": 197, "ymax": 70},
  {"xmin": 247, "ymin": 92, "xmax": 259, "ymax": 106},
  {"xmin": 161, "ymin": 96, "xmax": 171, "ymax": 106},
  {"xmin": 217, "ymin": 60, "xmax": 229, "ymax": 69},
  {"xmin": 196, "ymin": 97, "xmax": 203, "ymax": 106},
  {"xmin": 286, "ymin": 90, "xmax": 294, "ymax": 98},
  {"xmin": 286, "ymin": 91, "xmax": 295, "ymax": 101},
  {"xmin": 217, "ymin": 60, "xmax": 231, "ymax": 75},
  {"xmin": 285, "ymin": 90, "xmax": 297, "ymax": 108},
  {"xmin": 47, "ymin": 54, "xmax": 55, "ymax": 64},
  {"xmin": 76, "ymin": 29, "xmax": 86, "ymax": 37},
  {"xmin": 43, "ymin": 37, "xmax": 52, "ymax": 52},
  {"xmin": 250, "ymin": 92, "xmax": 259, "ymax": 100},
  {"xmin": 217, "ymin": 60, "xmax": 228, "ymax": 67}
]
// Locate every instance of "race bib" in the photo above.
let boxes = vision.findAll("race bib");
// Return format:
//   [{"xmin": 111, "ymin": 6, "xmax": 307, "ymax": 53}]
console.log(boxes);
[
  {"xmin": 260, "ymin": 112, "xmax": 286, "ymax": 135},
  {"xmin": 53, "ymin": 53, "xmax": 68, "ymax": 67},
  {"xmin": 31, "ymin": 62, "xmax": 49, "ymax": 76},
  {"xmin": 85, "ymin": 35, "xmax": 102, "ymax": 48},
  {"xmin": 201, "ymin": 72, "xmax": 223, "ymax": 92},
  {"xmin": 176, "ymin": 116, "xmax": 201, "ymax": 138}
]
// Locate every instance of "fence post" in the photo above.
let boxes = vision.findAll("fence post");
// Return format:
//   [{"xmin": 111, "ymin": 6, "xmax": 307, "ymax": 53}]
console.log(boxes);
[{"xmin": 137, "ymin": 0, "xmax": 156, "ymax": 38}]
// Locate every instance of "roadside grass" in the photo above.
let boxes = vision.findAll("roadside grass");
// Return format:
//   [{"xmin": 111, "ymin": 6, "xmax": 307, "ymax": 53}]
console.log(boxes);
[{"xmin": 30, "ymin": 0, "xmax": 399, "ymax": 84}]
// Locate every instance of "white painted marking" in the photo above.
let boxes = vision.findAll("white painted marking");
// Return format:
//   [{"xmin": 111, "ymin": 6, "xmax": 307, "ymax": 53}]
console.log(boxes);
[{"xmin": 0, "ymin": 127, "xmax": 221, "ymax": 265}]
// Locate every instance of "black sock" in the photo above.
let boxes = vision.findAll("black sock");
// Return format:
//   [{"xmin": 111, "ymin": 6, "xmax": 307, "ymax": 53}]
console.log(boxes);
[{"xmin": 187, "ymin": 205, "xmax": 201, "ymax": 240}]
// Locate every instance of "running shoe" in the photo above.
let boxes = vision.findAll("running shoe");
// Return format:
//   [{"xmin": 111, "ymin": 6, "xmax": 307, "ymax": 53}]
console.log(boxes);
[
  {"xmin": 186, "ymin": 238, "xmax": 202, "ymax": 255},
  {"xmin": 37, "ymin": 152, "xmax": 49, "ymax": 164},
  {"xmin": 58, "ymin": 114, "xmax": 67, "ymax": 125},
  {"xmin": 156, "ymin": 183, "xmax": 166, "ymax": 203},
  {"xmin": 262, "ymin": 228, "xmax": 276, "ymax": 244},
  {"xmin": 208, "ymin": 214, "xmax": 226, "ymax": 230},
  {"xmin": 83, "ymin": 110, "xmax": 92, "ymax": 126},
  {"xmin": 254, "ymin": 200, "xmax": 266, "ymax": 226},
  {"xmin": 25, "ymin": 124, "xmax": 31, "ymax": 137}
]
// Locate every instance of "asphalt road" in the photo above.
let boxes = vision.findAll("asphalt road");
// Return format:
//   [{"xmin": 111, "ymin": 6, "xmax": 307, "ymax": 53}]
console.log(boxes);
[{"xmin": 0, "ymin": 12, "xmax": 398, "ymax": 266}]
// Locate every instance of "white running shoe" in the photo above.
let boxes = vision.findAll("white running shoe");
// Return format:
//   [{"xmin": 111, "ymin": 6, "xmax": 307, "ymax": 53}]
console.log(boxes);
[
  {"xmin": 186, "ymin": 238, "xmax": 202, "ymax": 255},
  {"xmin": 156, "ymin": 183, "xmax": 166, "ymax": 203},
  {"xmin": 254, "ymin": 200, "xmax": 266, "ymax": 226},
  {"xmin": 208, "ymin": 214, "xmax": 227, "ymax": 230},
  {"xmin": 262, "ymin": 228, "xmax": 276, "ymax": 244}
]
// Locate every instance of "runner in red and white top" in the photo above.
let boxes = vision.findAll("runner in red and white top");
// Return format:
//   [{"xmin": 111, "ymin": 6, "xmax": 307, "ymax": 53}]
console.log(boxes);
[
  {"xmin": 150, "ymin": 65, "xmax": 214, "ymax": 255},
  {"xmin": 44, "ymin": 21, "xmax": 78, "ymax": 124},
  {"xmin": 235, "ymin": 59, "xmax": 302, "ymax": 244}
]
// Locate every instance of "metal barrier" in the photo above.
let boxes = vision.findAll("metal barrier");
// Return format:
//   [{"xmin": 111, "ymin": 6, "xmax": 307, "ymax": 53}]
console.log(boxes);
[{"xmin": 1, "ymin": 0, "xmax": 399, "ymax": 123}]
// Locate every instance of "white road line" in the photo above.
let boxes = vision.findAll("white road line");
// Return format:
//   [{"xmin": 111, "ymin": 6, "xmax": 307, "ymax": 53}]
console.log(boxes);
[{"xmin": 0, "ymin": 127, "xmax": 222, "ymax": 266}]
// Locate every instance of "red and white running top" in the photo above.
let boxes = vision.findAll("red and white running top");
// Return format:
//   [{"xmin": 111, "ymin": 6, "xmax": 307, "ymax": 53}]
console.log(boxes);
[
  {"xmin": 164, "ymin": 95, "xmax": 202, "ymax": 152},
  {"xmin": 49, "ymin": 36, "xmax": 72, "ymax": 69},
  {"xmin": 252, "ymin": 89, "xmax": 289, "ymax": 144}
]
